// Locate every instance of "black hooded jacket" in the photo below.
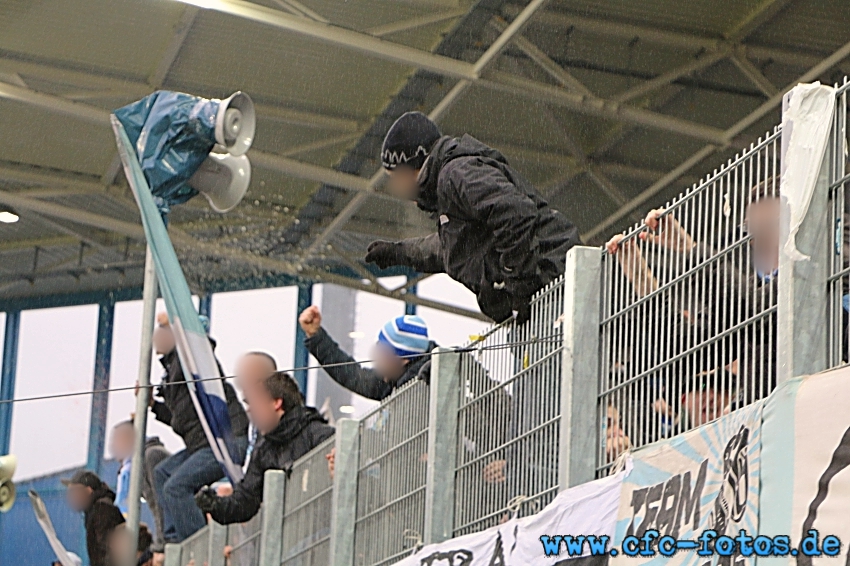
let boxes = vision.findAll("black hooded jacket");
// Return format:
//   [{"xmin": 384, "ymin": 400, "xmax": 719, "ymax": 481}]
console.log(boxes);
[
  {"xmin": 152, "ymin": 346, "xmax": 249, "ymax": 454},
  {"xmin": 305, "ymin": 327, "xmax": 436, "ymax": 400},
  {"xmin": 84, "ymin": 485, "xmax": 125, "ymax": 566},
  {"xmin": 394, "ymin": 134, "xmax": 582, "ymax": 322},
  {"xmin": 207, "ymin": 405, "xmax": 335, "ymax": 524}
]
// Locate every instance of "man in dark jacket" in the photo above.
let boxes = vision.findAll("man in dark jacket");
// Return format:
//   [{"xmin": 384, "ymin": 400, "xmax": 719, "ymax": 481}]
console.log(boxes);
[
  {"xmin": 194, "ymin": 372, "xmax": 335, "ymax": 523},
  {"xmin": 147, "ymin": 313, "xmax": 249, "ymax": 543},
  {"xmin": 365, "ymin": 112, "xmax": 582, "ymax": 324},
  {"xmin": 62, "ymin": 470, "xmax": 125, "ymax": 566},
  {"xmin": 298, "ymin": 306, "xmax": 435, "ymax": 400}
]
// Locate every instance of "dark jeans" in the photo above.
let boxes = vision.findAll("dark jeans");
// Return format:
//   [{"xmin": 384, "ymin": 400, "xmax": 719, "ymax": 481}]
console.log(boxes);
[{"xmin": 154, "ymin": 436, "xmax": 247, "ymax": 543}]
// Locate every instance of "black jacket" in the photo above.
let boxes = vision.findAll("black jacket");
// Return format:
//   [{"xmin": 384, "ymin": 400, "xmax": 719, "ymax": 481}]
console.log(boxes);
[
  {"xmin": 152, "ymin": 346, "xmax": 249, "ymax": 453},
  {"xmin": 207, "ymin": 405, "xmax": 335, "ymax": 524},
  {"xmin": 394, "ymin": 135, "xmax": 582, "ymax": 322},
  {"xmin": 305, "ymin": 327, "xmax": 435, "ymax": 400},
  {"xmin": 84, "ymin": 485, "xmax": 125, "ymax": 566}
]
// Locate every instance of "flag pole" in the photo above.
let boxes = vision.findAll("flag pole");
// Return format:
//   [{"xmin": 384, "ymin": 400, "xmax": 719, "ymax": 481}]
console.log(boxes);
[{"xmin": 125, "ymin": 246, "xmax": 158, "ymax": 566}]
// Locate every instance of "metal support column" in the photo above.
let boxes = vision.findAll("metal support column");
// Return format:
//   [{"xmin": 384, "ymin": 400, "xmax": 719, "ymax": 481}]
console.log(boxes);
[
  {"xmin": 405, "ymin": 280, "xmax": 417, "ymax": 316},
  {"xmin": 423, "ymin": 348, "xmax": 460, "ymax": 544},
  {"xmin": 198, "ymin": 292, "xmax": 212, "ymax": 321},
  {"xmin": 0, "ymin": 311, "xmax": 20, "ymax": 455},
  {"xmin": 777, "ymin": 88, "xmax": 831, "ymax": 384},
  {"xmin": 329, "ymin": 418, "xmax": 359, "ymax": 566},
  {"xmin": 87, "ymin": 298, "xmax": 115, "ymax": 474},
  {"xmin": 163, "ymin": 544, "xmax": 182, "ymax": 566},
  {"xmin": 207, "ymin": 521, "xmax": 228, "ymax": 566},
  {"xmin": 258, "ymin": 470, "xmax": 286, "ymax": 566},
  {"xmin": 294, "ymin": 283, "xmax": 313, "ymax": 392},
  {"xmin": 559, "ymin": 247, "xmax": 601, "ymax": 489}
]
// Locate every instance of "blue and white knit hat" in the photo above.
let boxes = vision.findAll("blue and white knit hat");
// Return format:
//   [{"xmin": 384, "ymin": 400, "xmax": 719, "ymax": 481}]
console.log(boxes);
[{"xmin": 377, "ymin": 315, "xmax": 430, "ymax": 358}]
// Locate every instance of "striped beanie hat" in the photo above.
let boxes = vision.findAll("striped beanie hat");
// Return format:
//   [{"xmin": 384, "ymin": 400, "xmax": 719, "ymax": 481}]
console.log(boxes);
[{"xmin": 377, "ymin": 315, "xmax": 430, "ymax": 358}]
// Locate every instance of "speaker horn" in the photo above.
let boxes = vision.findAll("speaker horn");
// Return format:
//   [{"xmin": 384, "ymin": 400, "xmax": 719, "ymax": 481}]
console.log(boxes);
[
  {"xmin": 214, "ymin": 92, "xmax": 255, "ymax": 157},
  {"xmin": 0, "ymin": 455, "xmax": 17, "ymax": 512},
  {"xmin": 188, "ymin": 153, "xmax": 251, "ymax": 213}
]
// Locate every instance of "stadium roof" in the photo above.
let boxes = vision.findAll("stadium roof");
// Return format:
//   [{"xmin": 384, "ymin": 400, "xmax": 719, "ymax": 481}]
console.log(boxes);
[{"xmin": 1, "ymin": 0, "xmax": 848, "ymax": 316}]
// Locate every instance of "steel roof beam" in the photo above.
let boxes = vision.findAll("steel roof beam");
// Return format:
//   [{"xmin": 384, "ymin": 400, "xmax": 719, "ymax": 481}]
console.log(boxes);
[
  {"xmin": 0, "ymin": 58, "xmax": 364, "ymax": 132},
  {"xmin": 583, "ymin": 37, "xmax": 850, "ymax": 241},
  {"xmin": 174, "ymin": 0, "xmax": 478, "ymax": 80},
  {"xmin": 0, "ymin": 81, "xmax": 381, "ymax": 195},
  {"xmin": 367, "ymin": 9, "xmax": 467, "ymax": 37},
  {"xmin": 524, "ymin": 9, "xmax": 823, "ymax": 69}
]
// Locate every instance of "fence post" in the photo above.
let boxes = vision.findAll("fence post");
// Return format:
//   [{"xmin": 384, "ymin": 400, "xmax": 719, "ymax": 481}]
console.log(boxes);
[
  {"xmin": 329, "ymin": 418, "xmax": 360, "ymax": 566},
  {"xmin": 207, "ymin": 521, "xmax": 228, "ymax": 566},
  {"xmin": 163, "ymin": 544, "xmax": 182, "ymax": 566},
  {"xmin": 777, "ymin": 86, "xmax": 832, "ymax": 383},
  {"xmin": 258, "ymin": 470, "xmax": 286, "ymax": 566},
  {"xmin": 423, "ymin": 347, "xmax": 461, "ymax": 544},
  {"xmin": 559, "ymin": 246, "xmax": 602, "ymax": 489}
]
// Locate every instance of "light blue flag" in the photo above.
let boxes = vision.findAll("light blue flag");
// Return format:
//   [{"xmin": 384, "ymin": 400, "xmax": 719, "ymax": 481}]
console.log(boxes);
[{"xmin": 110, "ymin": 114, "xmax": 243, "ymax": 483}]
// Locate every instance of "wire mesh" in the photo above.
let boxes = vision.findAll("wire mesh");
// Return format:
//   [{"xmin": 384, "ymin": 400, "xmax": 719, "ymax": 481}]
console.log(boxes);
[
  {"xmin": 281, "ymin": 437, "xmax": 336, "ymax": 566},
  {"xmin": 453, "ymin": 278, "xmax": 565, "ymax": 536},
  {"xmin": 353, "ymin": 380, "xmax": 430, "ymax": 566},
  {"xmin": 827, "ymin": 77, "xmax": 850, "ymax": 369},
  {"xmin": 180, "ymin": 524, "xmax": 210, "ymax": 566},
  {"xmin": 227, "ymin": 510, "xmax": 263, "ymax": 566},
  {"xmin": 598, "ymin": 129, "xmax": 781, "ymax": 476}
]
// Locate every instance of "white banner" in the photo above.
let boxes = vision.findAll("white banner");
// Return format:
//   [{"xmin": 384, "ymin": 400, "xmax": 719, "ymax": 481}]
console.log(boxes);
[{"xmin": 393, "ymin": 468, "xmax": 627, "ymax": 566}]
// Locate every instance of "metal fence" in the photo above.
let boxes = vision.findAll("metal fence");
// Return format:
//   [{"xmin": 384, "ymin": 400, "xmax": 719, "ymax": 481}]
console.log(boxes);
[
  {"xmin": 227, "ymin": 510, "xmax": 263, "ymax": 566},
  {"xmin": 180, "ymin": 523, "xmax": 210, "ymax": 566},
  {"xmin": 453, "ymin": 278, "xmax": 565, "ymax": 536},
  {"xmin": 598, "ymin": 128, "xmax": 781, "ymax": 475},
  {"xmin": 827, "ymin": 78, "xmax": 850, "ymax": 369},
  {"xmin": 353, "ymin": 380, "xmax": 430, "ymax": 566},
  {"xmin": 281, "ymin": 437, "xmax": 336, "ymax": 566}
]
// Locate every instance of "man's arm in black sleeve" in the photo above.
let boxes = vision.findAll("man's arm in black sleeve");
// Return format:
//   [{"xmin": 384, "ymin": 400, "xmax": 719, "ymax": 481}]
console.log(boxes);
[
  {"xmin": 396, "ymin": 233, "xmax": 445, "ymax": 273},
  {"xmin": 305, "ymin": 328, "xmax": 391, "ymax": 401},
  {"xmin": 208, "ymin": 459, "xmax": 264, "ymax": 525}
]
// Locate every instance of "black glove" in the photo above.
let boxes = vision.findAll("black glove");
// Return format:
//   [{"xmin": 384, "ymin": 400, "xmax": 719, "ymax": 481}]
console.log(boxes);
[
  {"xmin": 365, "ymin": 240, "xmax": 405, "ymax": 269},
  {"xmin": 506, "ymin": 277, "xmax": 541, "ymax": 326},
  {"xmin": 194, "ymin": 486, "xmax": 219, "ymax": 514}
]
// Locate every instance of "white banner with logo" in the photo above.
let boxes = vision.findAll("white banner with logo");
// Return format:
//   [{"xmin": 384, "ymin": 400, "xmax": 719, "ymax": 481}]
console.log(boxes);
[{"xmin": 612, "ymin": 401, "xmax": 763, "ymax": 566}]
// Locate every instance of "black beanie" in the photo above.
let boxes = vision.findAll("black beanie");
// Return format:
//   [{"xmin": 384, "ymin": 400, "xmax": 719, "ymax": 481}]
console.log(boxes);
[{"xmin": 381, "ymin": 112, "xmax": 441, "ymax": 170}]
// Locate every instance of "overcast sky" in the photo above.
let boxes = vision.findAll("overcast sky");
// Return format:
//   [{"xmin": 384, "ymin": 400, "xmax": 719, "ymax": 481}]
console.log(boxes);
[{"xmin": 5, "ymin": 274, "xmax": 484, "ymax": 480}]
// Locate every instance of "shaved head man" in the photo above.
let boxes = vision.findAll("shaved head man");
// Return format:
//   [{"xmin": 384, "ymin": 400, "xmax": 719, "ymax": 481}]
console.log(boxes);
[{"xmin": 235, "ymin": 352, "xmax": 278, "ymax": 393}]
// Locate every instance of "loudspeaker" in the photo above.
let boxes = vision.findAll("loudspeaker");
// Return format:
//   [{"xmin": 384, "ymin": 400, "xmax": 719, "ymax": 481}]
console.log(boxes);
[
  {"xmin": 214, "ymin": 92, "xmax": 255, "ymax": 157},
  {"xmin": 0, "ymin": 455, "xmax": 16, "ymax": 512},
  {"xmin": 188, "ymin": 153, "xmax": 251, "ymax": 213}
]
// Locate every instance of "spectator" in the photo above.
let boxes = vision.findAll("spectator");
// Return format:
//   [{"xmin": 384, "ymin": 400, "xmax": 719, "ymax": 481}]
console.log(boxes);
[
  {"xmin": 194, "ymin": 372, "xmax": 335, "ymax": 524},
  {"xmin": 605, "ymin": 405, "xmax": 631, "ymax": 464},
  {"xmin": 365, "ymin": 112, "xmax": 581, "ymax": 324},
  {"xmin": 62, "ymin": 470, "xmax": 126, "ymax": 566},
  {"xmin": 299, "ymin": 307, "xmax": 435, "ymax": 400},
  {"xmin": 108, "ymin": 523, "xmax": 154, "ymax": 566},
  {"xmin": 234, "ymin": 351, "xmax": 278, "ymax": 470},
  {"xmin": 145, "ymin": 313, "xmax": 249, "ymax": 543}
]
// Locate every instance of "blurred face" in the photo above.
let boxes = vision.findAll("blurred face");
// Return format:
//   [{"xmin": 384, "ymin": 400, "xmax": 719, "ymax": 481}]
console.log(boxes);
[
  {"xmin": 681, "ymin": 387, "xmax": 732, "ymax": 428},
  {"xmin": 152, "ymin": 325, "xmax": 175, "ymax": 356},
  {"xmin": 244, "ymin": 385, "xmax": 284, "ymax": 435},
  {"xmin": 372, "ymin": 342, "xmax": 409, "ymax": 382},
  {"xmin": 235, "ymin": 354, "xmax": 276, "ymax": 393},
  {"xmin": 66, "ymin": 484, "xmax": 93, "ymax": 512},
  {"xmin": 745, "ymin": 196, "xmax": 780, "ymax": 275},
  {"xmin": 109, "ymin": 424, "xmax": 134, "ymax": 461},
  {"xmin": 385, "ymin": 166, "xmax": 421, "ymax": 201}
]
